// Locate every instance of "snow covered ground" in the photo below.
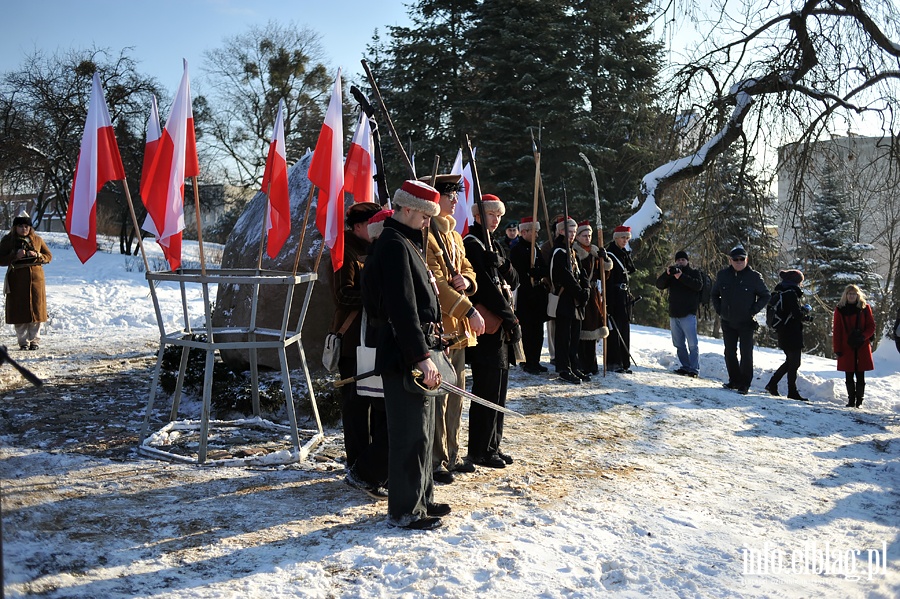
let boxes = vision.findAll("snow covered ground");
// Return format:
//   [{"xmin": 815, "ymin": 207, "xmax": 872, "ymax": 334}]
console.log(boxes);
[{"xmin": 1, "ymin": 234, "xmax": 899, "ymax": 598}]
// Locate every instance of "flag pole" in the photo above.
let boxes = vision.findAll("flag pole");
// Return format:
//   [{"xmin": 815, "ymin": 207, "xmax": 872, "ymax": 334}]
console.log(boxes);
[
  {"xmin": 121, "ymin": 178, "xmax": 152, "ymax": 274},
  {"xmin": 256, "ymin": 183, "xmax": 272, "ymax": 272},
  {"xmin": 312, "ymin": 232, "xmax": 327, "ymax": 273},
  {"xmin": 530, "ymin": 129, "xmax": 541, "ymax": 270},
  {"xmin": 292, "ymin": 184, "xmax": 317, "ymax": 276},
  {"xmin": 190, "ymin": 176, "xmax": 207, "ymax": 276}
]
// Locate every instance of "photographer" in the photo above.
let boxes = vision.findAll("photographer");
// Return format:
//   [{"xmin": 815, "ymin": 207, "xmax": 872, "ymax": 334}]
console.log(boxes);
[
  {"xmin": 0, "ymin": 211, "xmax": 52, "ymax": 350},
  {"xmin": 764, "ymin": 269, "xmax": 811, "ymax": 401},
  {"xmin": 655, "ymin": 250, "xmax": 703, "ymax": 377}
]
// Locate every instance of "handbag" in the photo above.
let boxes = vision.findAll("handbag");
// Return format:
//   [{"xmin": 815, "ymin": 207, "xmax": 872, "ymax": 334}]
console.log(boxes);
[
  {"xmin": 847, "ymin": 328, "xmax": 866, "ymax": 349},
  {"xmin": 547, "ymin": 247, "xmax": 563, "ymax": 318},
  {"xmin": 474, "ymin": 303, "xmax": 502, "ymax": 335},
  {"xmin": 403, "ymin": 348, "xmax": 457, "ymax": 397},
  {"xmin": 356, "ymin": 310, "xmax": 384, "ymax": 398},
  {"xmin": 322, "ymin": 310, "xmax": 358, "ymax": 373}
]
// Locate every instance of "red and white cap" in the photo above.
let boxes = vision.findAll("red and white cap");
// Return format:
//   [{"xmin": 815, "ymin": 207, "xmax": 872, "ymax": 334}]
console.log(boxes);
[
  {"xmin": 472, "ymin": 193, "xmax": 506, "ymax": 218},
  {"xmin": 576, "ymin": 220, "xmax": 592, "ymax": 236},
  {"xmin": 613, "ymin": 225, "xmax": 632, "ymax": 239},
  {"xmin": 367, "ymin": 208, "xmax": 394, "ymax": 240},
  {"xmin": 518, "ymin": 216, "xmax": 540, "ymax": 231},
  {"xmin": 392, "ymin": 180, "xmax": 441, "ymax": 217},
  {"xmin": 556, "ymin": 216, "xmax": 577, "ymax": 234}
]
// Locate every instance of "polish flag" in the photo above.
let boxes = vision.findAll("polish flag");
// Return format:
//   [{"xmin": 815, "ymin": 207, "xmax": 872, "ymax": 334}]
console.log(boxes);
[
  {"xmin": 308, "ymin": 69, "xmax": 345, "ymax": 272},
  {"xmin": 66, "ymin": 72, "xmax": 126, "ymax": 263},
  {"xmin": 454, "ymin": 149, "xmax": 476, "ymax": 236},
  {"xmin": 343, "ymin": 112, "xmax": 375, "ymax": 203},
  {"xmin": 139, "ymin": 95, "xmax": 161, "ymax": 235},
  {"xmin": 261, "ymin": 99, "xmax": 291, "ymax": 258},
  {"xmin": 141, "ymin": 60, "xmax": 199, "ymax": 271}
]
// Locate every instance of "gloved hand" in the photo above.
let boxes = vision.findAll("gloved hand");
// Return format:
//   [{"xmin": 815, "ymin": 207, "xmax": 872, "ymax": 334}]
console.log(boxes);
[
  {"xmin": 597, "ymin": 247, "xmax": 608, "ymax": 260},
  {"xmin": 505, "ymin": 323, "xmax": 522, "ymax": 344},
  {"xmin": 576, "ymin": 286, "xmax": 591, "ymax": 306},
  {"xmin": 487, "ymin": 251, "xmax": 504, "ymax": 270}
]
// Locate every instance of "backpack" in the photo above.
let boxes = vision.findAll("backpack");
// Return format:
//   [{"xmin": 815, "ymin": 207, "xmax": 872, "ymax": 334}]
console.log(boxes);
[
  {"xmin": 765, "ymin": 289, "xmax": 793, "ymax": 330},
  {"xmin": 698, "ymin": 270, "xmax": 712, "ymax": 308}
]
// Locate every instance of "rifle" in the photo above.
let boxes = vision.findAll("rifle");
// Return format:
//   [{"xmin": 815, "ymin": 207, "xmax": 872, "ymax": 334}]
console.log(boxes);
[
  {"xmin": 360, "ymin": 59, "xmax": 416, "ymax": 179},
  {"xmin": 349, "ymin": 85, "xmax": 389, "ymax": 204},
  {"xmin": 465, "ymin": 135, "xmax": 525, "ymax": 362},
  {"xmin": 579, "ymin": 152, "xmax": 608, "ymax": 376}
]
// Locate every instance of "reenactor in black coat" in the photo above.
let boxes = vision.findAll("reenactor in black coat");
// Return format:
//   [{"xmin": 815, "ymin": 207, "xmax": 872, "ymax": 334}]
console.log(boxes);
[
  {"xmin": 509, "ymin": 216, "xmax": 549, "ymax": 374},
  {"xmin": 361, "ymin": 180, "xmax": 450, "ymax": 531},
  {"xmin": 463, "ymin": 194, "xmax": 521, "ymax": 469},
  {"xmin": 606, "ymin": 225, "xmax": 637, "ymax": 373},
  {"xmin": 549, "ymin": 218, "xmax": 592, "ymax": 384}
]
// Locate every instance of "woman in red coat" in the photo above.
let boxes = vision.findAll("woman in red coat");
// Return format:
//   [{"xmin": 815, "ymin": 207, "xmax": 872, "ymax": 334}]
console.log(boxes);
[{"xmin": 832, "ymin": 284, "xmax": 876, "ymax": 408}]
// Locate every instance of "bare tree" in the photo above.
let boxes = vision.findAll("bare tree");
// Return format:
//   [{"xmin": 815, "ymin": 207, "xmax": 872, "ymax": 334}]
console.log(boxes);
[
  {"xmin": 201, "ymin": 20, "xmax": 331, "ymax": 189},
  {"xmin": 627, "ymin": 0, "xmax": 900, "ymax": 242}
]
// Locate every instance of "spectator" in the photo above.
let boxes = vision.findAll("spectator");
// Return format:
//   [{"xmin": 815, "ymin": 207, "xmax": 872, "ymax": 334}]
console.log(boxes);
[
  {"xmin": 832, "ymin": 284, "xmax": 876, "ymax": 408},
  {"xmin": 0, "ymin": 211, "xmax": 52, "ymax": 351},
  {"xmin": 764, "ymin": 269, "xmax": 811, "ymax": 401},
  {"xmin": 655, "ymin": 250, "xmax": 703, "ymax": 377},
  {"xmin": 711, "ymin": 245, "xmax": 770, "ymax": 394}
]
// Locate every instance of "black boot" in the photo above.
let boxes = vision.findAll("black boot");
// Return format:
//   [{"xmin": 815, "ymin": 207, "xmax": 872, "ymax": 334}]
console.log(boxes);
[
  {"xmin": 855, "ymin": 383, "xmax": 865, "ymax": 408},
  {"xmin": 764, "ymin": 378, "xmax": 780, "ymax": 397},
  {"xmin": 845, "ymin": 380, "xmax": 856, "ymax": 408},
  {"xmin": 787, "ymin": 387, "xmax": 808, "ymax": 401}
]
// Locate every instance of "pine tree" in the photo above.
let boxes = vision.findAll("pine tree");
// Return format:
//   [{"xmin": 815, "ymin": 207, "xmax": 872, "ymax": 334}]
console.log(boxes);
[{"xmin": 794, "ymin": 165, "xmax": 880, "ymax": 354}]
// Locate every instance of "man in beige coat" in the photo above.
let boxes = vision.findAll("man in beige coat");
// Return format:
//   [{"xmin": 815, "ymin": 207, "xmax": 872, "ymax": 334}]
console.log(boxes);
[{"xmin": 423, "ymin": 174, "xmax": 485, "ymax": 483}]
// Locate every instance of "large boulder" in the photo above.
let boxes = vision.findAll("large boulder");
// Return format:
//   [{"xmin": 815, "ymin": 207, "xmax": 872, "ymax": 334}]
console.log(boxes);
[{"xmin": 213, "ymin": 154, "xmax": 335, "ymax": 374}]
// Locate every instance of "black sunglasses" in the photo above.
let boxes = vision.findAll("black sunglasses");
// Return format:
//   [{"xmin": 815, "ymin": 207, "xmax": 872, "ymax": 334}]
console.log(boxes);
[{"xmin": 731, "ymin": 256, "xmax": 746, "ymax": 262}]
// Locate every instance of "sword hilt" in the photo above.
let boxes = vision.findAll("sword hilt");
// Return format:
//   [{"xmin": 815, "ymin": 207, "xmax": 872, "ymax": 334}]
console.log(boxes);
[{"xmin": 410, "ymin": 367, "xmax": 441, "ymax": 392}]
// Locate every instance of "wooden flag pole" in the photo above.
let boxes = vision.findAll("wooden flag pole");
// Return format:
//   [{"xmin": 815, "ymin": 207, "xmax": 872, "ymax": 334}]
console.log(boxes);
[
  {"xmin": 190, "ymin": 176, "xmax": 206, "ymax": 276},
  {"xmin": 292, "ymin": 184, "xmax": 317, "ymax": 276},
  {"xmin": 120, "ymin": 178, "xmax": 152, "ymax": 274}
]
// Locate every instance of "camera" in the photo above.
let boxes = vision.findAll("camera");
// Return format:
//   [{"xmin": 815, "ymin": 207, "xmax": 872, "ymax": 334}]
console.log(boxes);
[
  {"xmin": 15, "ymin": 236, "xmax": 34, "ymax": 253},
  {"xmin": 668, "ymin": 265, "xmax": 681, "ymax": 275}
]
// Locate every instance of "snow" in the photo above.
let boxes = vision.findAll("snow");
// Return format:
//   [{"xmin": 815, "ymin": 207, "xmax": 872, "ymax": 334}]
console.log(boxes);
[{"xmin": 2, "ymin": 235, "xmax": 899, "ymax": 598}]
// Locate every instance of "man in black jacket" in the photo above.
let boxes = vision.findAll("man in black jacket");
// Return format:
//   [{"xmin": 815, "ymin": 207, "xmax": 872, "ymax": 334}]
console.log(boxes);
[
  {"xmin": 550, "ymin": 217, "xmax": 592, "ymax": 384},
  {"xmin": 464, "ymin": 194, "xmax": 521, "ymax": 468},
  {"xmin": 509, "ymin": 216, "xmax": 549, "ymax": 374},
  {"xmin": 361, "ymin": 180, "xmax": 450, "ymax": 531},
  {"xmin": 606, "ymin": 225, "xmax": 637, "ymax": 373},
  {"xmin": 711, "ymin": 245, "xmax": 771, "ymax": 394},
  {"xmin": 655, "ymin": 250, "xmax": 703, "ymax": 377}
]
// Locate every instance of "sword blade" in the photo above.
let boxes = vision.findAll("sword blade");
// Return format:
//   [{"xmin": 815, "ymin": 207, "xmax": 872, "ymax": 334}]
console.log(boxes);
[{"xmin": 436, "ymin": 379, "xmax": 523, "ymax": 417}]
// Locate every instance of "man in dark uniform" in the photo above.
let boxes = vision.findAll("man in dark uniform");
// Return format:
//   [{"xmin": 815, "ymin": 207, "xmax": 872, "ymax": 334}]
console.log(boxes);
[
  {"xmin": 361, "ymin": 180, "xmax": 450, "ymax": 531},
  {"xmin": 333, "ymin": 202, "xmax": 386, "ymax": 498},
  {"xmin": 606, "ymin": 225, "xmax": 637, "ymax": 373},
  {"xmin": 509, "ymin": 216, "xmax": 549, "ymax": 374},
  {"xmin": 463, "ymin": 194, "xmax": 521, "ymax": 468},
  {"xmin": 549, "ymin": 217, "xmax": 592, "ymax": 384}
]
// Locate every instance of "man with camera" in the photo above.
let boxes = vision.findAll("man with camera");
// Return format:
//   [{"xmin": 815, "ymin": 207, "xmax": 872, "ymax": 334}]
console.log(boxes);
[{"xmin": 655, "ymin": 250, "xmax": 703, "ymax": 377}]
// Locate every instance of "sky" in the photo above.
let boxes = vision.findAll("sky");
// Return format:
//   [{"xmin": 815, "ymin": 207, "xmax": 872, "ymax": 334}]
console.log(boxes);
[{"xmin": 0, "ymin": 0, "xmax": 413, "ymax": 90}]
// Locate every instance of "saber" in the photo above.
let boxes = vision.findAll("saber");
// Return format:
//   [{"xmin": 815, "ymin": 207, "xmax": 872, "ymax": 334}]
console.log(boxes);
[{"xmin": 412, "ymin": 368, "xmax": 524, "ymax": 417}]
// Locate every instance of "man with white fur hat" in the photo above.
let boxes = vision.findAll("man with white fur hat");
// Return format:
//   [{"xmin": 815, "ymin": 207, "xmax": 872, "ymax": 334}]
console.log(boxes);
[
  {"xmin": 509, "ymin": 216, "xmax": 550, "ymax": 374},
  {"xmin": 361, "ymin": 180, "xmax": 450, "ymax": 531}
]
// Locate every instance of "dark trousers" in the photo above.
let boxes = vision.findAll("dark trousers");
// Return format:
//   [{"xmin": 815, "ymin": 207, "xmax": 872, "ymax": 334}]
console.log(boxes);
[
  {"xmin": 351, "ymin": 400, "xmax": 389, "ymax": 487},
  {"xmin": 721, "ymin": 321, "xmax": 755, "ymax": 388},
  {"xmin": 520, "ymin": 317, "xmax": 545, "ymax": 366},
  {"xmin": 338, "ymin": 355, "xmax": 370, "ymax": 471},
  {"xmin": 579, "ymin": 340, "xmax": 599, "ymax": 374},
  {"xmin": 770, "ymin": 348, "xmax": 801, "ymax": 393},
  {"xmin": 383, "ymin": 373, "xmax": 434, "ymax": 522},
  {"xmin": 467, "ymin": 363, "xmax": 508, "ymax": 460},
  {"xmin": 607, "ymin": 304, "xmax": 631, "ymax": 369},
  {"xmin": 554, "ymin": 312, "xmax": 581, "ymax": 374}
]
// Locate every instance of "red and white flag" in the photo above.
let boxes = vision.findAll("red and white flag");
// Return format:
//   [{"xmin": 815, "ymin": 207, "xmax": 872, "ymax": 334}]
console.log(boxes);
[
  {"xmin": 261, "ymin": 99, "xmax": 291, "ymax": 258},
  {"xmin": 308, "ymin": 69, "xmax": 345, "ymax": 272},
  {"xmin": 453, "ymin": 148, "xmax": 476, "ymax": 236},
  {"xmin": 66, "ymin": 72, "xmax": 126, "ymax": 263},
  {"xmin": 343, "ymin": 112, "xmax": 375, "ymax": 203},
  {"xmin": 139, "ymin": 94, "xmax": 161, "ymax": 234},
  {"xmin": 141, "ymin": 60, "xmax": 199, "ymax": 271}
]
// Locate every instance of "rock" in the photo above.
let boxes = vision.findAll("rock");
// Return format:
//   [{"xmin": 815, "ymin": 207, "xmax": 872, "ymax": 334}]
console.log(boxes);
[{"xmin": 213, "ymin": 153, "xmax": 336, "ymax": 374}]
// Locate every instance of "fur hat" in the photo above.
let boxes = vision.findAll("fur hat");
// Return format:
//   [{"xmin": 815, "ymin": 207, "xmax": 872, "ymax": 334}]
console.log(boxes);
[
  {"xmin": 393, "ymin": 180, "xmax": 441, "ymax": 216},
  {"xmin": 472, "ymin": 194, "xmax": 506, "ymax": 218},
  {"xmin": 417, "ymin": 173, "xmax": 462, "ymax": 195},
  {"xmin": 729, "ymin": 245, "xmax": 748, "ymax": 259},
  {"xmin": 346, "ymin": 202, "xmax": 382, "ymax": 227},
  {"xmin": 518, "ymin": 216, "xmax": 540, "ymax": 232},
  {"xmin": 367, "ymin": 208, "xmax": 394, "ymax": 240},
  {"xmin": 675, "ymin": 250, "xmax": 689, "ymax": 261},
  {"xmin": 576, "ymin": 220, "xmax": 592, "ymax": 236},
  {"xmin": 556, "ymin": 217, "xmax": 577, "ymax": 235},
  {"xmin": 613, "ymin": 225, "xmax": 631, "ymax": 240},
  {"xmin": 12, "ymin": 210, "xmax": 32, "ymax": 228},
  {"xmin": 779, "ymin": 269, "xmax": 804, "ymax": 285}
]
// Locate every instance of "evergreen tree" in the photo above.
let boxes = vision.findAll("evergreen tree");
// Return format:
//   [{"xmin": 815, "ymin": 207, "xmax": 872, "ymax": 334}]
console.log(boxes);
[{"xmin": 794, "ymin": 165, "xmax": 880, "ymax": 354}]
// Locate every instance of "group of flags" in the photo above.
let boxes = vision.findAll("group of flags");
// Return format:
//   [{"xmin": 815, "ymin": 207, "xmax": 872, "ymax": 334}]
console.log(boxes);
[
  {"xmin": 66, "ymin": 64, "xmax": 476, "ymax": 274},
  {"xmin": 66, "ymin": 61, "xmax": 291, "ymax": 270}
]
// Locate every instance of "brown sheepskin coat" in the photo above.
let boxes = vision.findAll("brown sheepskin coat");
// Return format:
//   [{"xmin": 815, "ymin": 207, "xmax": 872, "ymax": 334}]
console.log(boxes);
[{"xmin": 0, "ymin": 231, "xmax": 52, "ymax": 324}]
